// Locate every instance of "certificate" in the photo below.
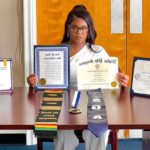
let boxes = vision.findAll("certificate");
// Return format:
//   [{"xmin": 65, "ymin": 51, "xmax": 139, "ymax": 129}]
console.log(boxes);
[
  {"xmin": 77, "ymin": 57, "xmax": 119, "ymax": 90},
  {"xmin": 130, "ymin": 57, "xmax": 150, "ymax": 96},
  {"xmin": 0, "ymin": 58, "xmax": 13, "ymax": 92},
  {"xmin": 34, "ymin": 45, "xmax": 70, "ymax": 90}
]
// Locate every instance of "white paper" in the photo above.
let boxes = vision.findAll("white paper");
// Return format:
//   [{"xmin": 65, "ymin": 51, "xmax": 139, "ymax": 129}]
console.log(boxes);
[
  {"xmin": 132, "ymin": 60, "xmax": 150, "ymax": 94},
  {"xmin": 39, "ymin": 51, "xmax": 64, "ymax": 85},
  {"xmin": 0, "ymin": 61, "xmax": 11, "ymax": 90},
  {"xmin": 77, "ymin": 57, "xmax": 119, "ymax": 90}
]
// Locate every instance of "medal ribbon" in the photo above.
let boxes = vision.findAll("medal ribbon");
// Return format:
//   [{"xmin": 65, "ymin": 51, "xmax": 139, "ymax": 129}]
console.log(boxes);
[{"xmin": 72, "ymin": 91, "xmax": 81, "ymax": 108}]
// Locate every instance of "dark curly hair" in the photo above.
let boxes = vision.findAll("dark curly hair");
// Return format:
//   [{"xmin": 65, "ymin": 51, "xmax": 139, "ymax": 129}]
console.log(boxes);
[{"xmin": 61, "ymin": 5, "xmax": 97, "ymax": 51}]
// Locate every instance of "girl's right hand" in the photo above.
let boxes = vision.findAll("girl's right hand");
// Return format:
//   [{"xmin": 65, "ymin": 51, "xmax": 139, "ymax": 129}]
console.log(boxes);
[{"xmin": 26, "ymin": 74, "xmax": 38, "ymax": 87}]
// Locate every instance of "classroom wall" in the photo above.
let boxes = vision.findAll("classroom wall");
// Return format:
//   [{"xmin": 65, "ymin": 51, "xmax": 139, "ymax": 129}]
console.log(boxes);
[
  {"xmin": 0, "ymin": 0, "xmax": 26, "ymax": 136},
  {"xmin": 0, "ymin": 0, "xmax": 24, "ymax": 87}
]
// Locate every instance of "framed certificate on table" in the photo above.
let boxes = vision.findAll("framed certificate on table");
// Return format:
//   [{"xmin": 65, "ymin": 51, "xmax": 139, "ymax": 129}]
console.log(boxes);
[
  {"xmin": 0, "ymin": 58, "xmax": 13, "ymax": 93},
  {"xmin": 130, "ymin": 57, "xmax": 150, "ymax": 97},
  {"xmin": 34, "ymin": 45, "xmax": 70, "ymax": 90}
]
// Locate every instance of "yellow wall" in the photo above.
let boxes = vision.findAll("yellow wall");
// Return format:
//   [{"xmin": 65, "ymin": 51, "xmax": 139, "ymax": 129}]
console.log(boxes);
[
  {"xmin": 36, "ymin": 0, "xmax": 126, "ymax": 74},
  {"xmin": 127, "ymin": 0, "xmax": 150, "ymax": 85}
]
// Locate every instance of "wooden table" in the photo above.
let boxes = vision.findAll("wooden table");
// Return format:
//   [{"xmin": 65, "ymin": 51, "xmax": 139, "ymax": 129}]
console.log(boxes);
[{"xmin": 0, "ymin": 87, "xmax": 150, "ymax": 149}]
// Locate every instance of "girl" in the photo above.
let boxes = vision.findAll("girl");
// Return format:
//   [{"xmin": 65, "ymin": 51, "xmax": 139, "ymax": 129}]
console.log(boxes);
[{"xmin": 27, "ymin": 5, "xmax": 129, "ymax": 150}]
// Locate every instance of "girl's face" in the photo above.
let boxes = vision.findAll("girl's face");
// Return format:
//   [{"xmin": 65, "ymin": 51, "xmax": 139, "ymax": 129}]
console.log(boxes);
[{"xmin": 68, "ymin": 17, "xmax": 88, "ymax": 44}]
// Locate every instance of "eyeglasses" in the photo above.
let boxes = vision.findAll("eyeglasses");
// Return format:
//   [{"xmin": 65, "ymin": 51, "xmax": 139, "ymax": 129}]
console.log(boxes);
[{"xmin": 68, "ymin": 24, "xmax": 88, "ymax": 33}]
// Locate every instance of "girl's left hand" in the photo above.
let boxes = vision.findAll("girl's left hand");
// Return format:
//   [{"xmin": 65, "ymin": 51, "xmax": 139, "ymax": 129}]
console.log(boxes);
[{"xmin": 116, "ymin": 73, "xmax": 129, "ymax": 87}]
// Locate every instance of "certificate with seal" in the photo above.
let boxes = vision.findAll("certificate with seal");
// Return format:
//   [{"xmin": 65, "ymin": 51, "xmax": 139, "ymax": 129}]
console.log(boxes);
[
  {"xmin": 34, "ymin": 45, "xmax": 70, "ymax": 90},
  {"xmin": 130, "ymin": 57, "xmax": 150, "ymax": 97},
  {"xmin": 77, "ymin": 57, "xmax": 119, "ymax": 90},
  {"xmin": 0, "ymin": 58, "xmax": 13, "ymax": 93}
]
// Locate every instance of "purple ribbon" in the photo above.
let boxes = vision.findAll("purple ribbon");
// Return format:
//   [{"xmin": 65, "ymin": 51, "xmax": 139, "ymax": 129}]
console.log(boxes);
[{"xmin": 87, "ymin": 88, "xmax": 108, "ymax": 138}]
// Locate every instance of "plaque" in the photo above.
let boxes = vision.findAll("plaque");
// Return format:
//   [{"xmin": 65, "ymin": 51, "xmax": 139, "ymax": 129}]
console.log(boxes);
[
  {"xmin": 0, "ymin": 58, "xmax": 13, "ymax": 93},
  {"xmin": 130, "ymin": 57, "xmax": 150, "ymax": 97},
  {"xmin": 34, "ymin": 45, "xmax": 70, "ymax": 90}
]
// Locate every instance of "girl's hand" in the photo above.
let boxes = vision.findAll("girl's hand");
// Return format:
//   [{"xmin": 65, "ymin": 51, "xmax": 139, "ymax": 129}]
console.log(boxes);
[
  {"xmin": 26, "ymin": 74, "xmax": 38, "ymax": 87},
  {"xmin": 117, "ymin": 73, "xmax": 129, "ymax": 87}
]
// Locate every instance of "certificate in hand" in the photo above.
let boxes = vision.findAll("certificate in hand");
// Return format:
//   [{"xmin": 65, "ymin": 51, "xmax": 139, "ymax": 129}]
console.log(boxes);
[
  {"xmin": 34, "ymin": 45, "xmax": 70, "ymax": 90},
  {"xmin": 77, "ymin": 57, "xmax": 119, "ymax": 90},
  {"xmin": 0, "ymin": 58, "xmax": 13, "ymax": 93},
  {"xmin": 130, "ymin": 57, "xmax": 150, "ymax": 97}
]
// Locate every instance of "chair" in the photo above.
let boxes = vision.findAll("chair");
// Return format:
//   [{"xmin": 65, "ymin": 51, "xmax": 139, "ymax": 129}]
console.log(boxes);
[
  {"xmin": 108, "ymin": 130, "xmax": 118, "ymax": 150},
  {"xmin": 37, "ymin": 130, "xmax": 118, "ymax": 150}
]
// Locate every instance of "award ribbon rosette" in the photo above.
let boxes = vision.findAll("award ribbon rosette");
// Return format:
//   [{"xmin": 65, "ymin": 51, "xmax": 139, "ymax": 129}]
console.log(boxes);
[
  {"xmin": 87, "ymin": 88, "xmax": 108, "ymax": 137},
  {"xmin": 34, "ymin": 89, "xmax": 63, "ymax": 139}
]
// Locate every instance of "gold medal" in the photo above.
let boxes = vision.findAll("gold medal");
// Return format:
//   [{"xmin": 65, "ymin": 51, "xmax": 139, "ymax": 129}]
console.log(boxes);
[
  {"xmin": 39, "ymin": 78, "xmax": 46, "ymax": 85},
  {"xmin": 69, "ymin": 108, "xmax": 82, "ymax": 114},
  {"xmin": 111, "ymin": 81, "xmax": 117, "ymax": 87}
]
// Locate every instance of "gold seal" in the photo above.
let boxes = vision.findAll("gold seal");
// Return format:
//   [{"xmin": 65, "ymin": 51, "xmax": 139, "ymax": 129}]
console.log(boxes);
[
  {"xmin": 111, "ymin": 91, "xmax": 117, "ymax": 96},
  {"xmin": 39, "ymin": 78, "xmax": 46, "ymax": 85},
  {"xmin": 111, "ymin": 81, "xmax": 117, "ymax": 87}
]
